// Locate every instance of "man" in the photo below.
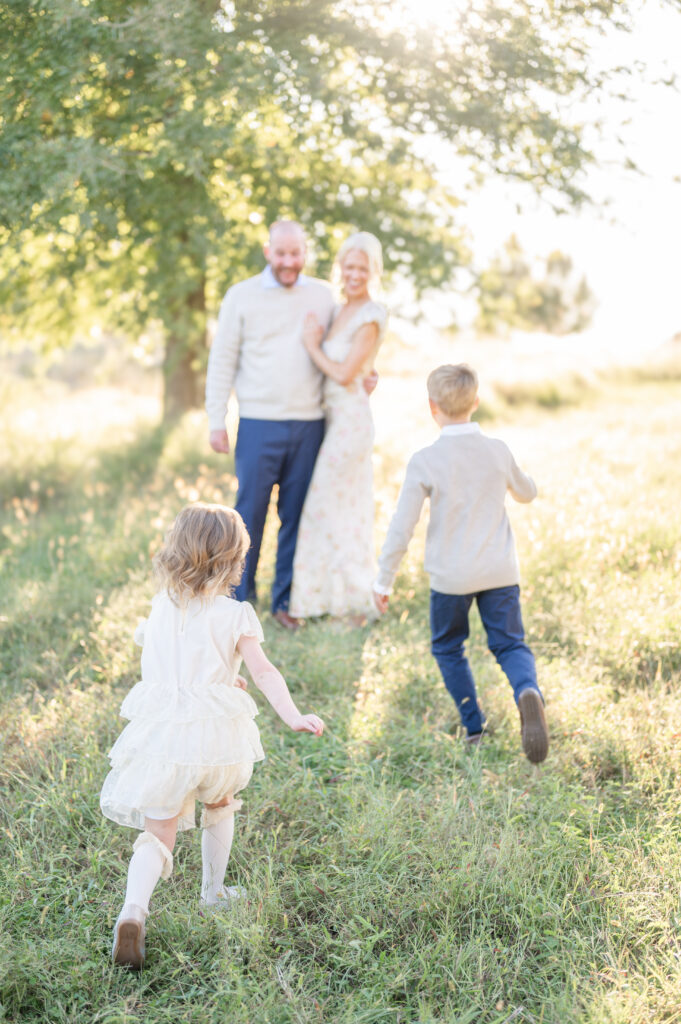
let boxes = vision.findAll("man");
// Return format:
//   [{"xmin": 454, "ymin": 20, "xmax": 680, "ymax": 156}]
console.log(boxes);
[{"xmin": 206, "ymin": 221, "xmax": 334, "ymax": 630}]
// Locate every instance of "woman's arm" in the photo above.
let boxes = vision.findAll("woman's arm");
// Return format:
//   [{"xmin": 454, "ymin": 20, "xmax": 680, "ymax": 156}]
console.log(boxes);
[
  {"xmin": 303, "ymin": 314, "xmax": 379, "ymax": 386},
  {"xmin": 236, "ymin": 635, "xmax": 323, "ymax": 734}
]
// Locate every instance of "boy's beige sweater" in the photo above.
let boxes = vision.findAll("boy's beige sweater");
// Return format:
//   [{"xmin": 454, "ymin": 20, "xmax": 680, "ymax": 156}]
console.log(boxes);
[
  {"xmin": 205, "ymin": 271, "xmax": 334, "ymax": 430},
  {"xmin": 375, "ymin": 423, "xmax": 537, "ymax": 596}
]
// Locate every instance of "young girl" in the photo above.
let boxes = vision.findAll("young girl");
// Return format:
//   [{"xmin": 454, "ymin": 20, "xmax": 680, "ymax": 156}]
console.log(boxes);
[{"xmin": 100, "ymin": 503, "xmax": 324, "ymax": 970}]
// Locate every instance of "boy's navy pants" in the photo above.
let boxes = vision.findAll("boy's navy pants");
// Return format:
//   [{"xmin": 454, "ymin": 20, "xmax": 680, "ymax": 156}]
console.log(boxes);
[
  {"xmin": 430, "ymin": 584, "xmax": 542, "ymax": 736},
  {"xmin": 233, "ymin": 417, "xmax": 325, "ymax": 614}
]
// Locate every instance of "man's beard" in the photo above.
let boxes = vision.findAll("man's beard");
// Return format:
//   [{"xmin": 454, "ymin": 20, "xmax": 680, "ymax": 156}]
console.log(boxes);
[{"xmin": 272, "ymin": 267, "xmax": 301, "ymax": 288}]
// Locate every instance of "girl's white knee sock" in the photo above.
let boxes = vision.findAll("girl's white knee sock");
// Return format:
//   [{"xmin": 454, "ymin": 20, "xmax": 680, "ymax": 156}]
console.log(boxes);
[
  {"xmin": 123, "ymin": 835, "xmax": 170, "ymax": 913},
  {"xmin": 201, "ymin": 815, "xmax": 235, "ymax": 904}
]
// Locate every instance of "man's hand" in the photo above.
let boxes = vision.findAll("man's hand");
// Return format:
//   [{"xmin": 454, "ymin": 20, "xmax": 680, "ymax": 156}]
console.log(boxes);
[
  {"xmin": 235, "ymin": 674, "xmax": 248, "ymax": 690},
  {"xmin": 362, "ymin": 369, "xmax": 379, "ymax": 396},
  {"xmin": 209, "ymin": 429, "xmax": 230, "ymax": 454},
  {"xmin": 373, "ymin": 589, "xmax": 389, "ymax": 615}
]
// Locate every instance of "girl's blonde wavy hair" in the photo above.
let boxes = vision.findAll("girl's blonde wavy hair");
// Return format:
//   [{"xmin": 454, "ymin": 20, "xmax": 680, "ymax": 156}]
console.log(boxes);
[{"xmin": 153, "ymin": 503, "xmax": 250, "ymax": 606}]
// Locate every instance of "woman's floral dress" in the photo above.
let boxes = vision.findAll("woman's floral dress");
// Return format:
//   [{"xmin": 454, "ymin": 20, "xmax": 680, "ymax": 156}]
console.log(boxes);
[{"xmin": 289, "ymin": 300, "xmax": 387, "ymax": 619}]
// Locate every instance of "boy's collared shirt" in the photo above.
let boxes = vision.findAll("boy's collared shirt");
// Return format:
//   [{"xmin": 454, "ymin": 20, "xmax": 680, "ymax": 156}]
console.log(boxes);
[
  {"xmin": 439, "ymin": 422, "xmax": 481, "ymax": 437},
  {"xmin": 374, "ymin": 424, "xmax": 536, "ymax": 597}
]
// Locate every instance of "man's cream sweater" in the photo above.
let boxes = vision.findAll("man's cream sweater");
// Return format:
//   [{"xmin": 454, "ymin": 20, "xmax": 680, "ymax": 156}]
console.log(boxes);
[
  {"xmin": 375, "ymin": 423, "xmax": 537, "ymax": 596},
  {"xmin": 205, "ymin": 271, "xmax": 335, "ymax": 429}
]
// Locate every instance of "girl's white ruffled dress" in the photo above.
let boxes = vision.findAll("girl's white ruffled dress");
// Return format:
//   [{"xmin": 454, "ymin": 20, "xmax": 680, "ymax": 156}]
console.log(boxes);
[{"xmin": 100, "ymin": 593, "xmax": 265, "ymax": 832}]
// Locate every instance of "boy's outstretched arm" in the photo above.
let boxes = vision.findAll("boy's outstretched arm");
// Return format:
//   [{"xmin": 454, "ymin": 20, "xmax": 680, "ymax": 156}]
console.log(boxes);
[
  {"xmin": 373, "ymin": 456, "xmax": 428, "ymax": 611},
  {"xmin": 507, "ymin": 452, "xmax": 537, "ymax": 503}
]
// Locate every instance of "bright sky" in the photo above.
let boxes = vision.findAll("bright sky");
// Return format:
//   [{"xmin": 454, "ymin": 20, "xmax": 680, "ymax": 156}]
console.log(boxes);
[
  {"xmin": 455, "ymin": 1, "xmax": 681, "ymax": 354},
  {"xmin": 397, "ymin": 0, "xmax": 466, "ymax": 26}
]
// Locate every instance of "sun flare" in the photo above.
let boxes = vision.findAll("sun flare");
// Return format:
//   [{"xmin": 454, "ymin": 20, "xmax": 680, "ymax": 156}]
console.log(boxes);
[{"xmin": 396, "ymin": 0, "xmax": 465, "ymax": 29}]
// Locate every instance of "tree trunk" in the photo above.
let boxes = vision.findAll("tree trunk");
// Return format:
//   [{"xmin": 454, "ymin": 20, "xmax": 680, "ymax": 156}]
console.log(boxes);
[{"xmin": 162, "ymin": 279, "xmax": 206, "ymax": 422}]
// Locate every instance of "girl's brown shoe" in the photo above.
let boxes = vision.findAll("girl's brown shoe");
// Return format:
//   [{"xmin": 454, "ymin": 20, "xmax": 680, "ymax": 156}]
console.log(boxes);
[{"xmin": 112, "ymin": 904, "xmax": 146, "ymax": 970}]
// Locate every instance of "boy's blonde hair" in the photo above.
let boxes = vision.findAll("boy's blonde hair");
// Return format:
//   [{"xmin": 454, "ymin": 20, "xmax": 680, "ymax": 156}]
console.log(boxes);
[
  {"xmin": 153, "ymin": 503, "xmax": 250, "ymax": 606},
  {"xmin": 427, "ymin": 363, "xmax": 478, "ymax": 418}
]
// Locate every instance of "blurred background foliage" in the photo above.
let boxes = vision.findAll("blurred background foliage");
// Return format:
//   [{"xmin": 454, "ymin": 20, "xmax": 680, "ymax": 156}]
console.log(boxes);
[
  {"xmin": 475, "ymin": 234, "xmax": 597, "ymax": 335},
  {"xmin": 0, "ymin": 0, "xmax": 648, "ymax": 417}
]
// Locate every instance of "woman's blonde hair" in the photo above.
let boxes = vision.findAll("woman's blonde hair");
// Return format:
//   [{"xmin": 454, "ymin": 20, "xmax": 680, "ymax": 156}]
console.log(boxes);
[
  {"xmin": 153, "ymin": 503, "xmax": 250, "ymax": 606},
  {"xmin": 334, "ymin": 231, "xmax": 383, "ymax": 288}
]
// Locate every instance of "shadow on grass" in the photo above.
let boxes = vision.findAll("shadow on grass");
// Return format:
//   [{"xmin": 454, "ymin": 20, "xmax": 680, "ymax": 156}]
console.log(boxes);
[
  {"xmin": 0, "ymin": 424, "xmax": 168, "ymax": 699},
  {"xmin": 242, "ymin": 612, "xmax": 372, "ymax": 826}
]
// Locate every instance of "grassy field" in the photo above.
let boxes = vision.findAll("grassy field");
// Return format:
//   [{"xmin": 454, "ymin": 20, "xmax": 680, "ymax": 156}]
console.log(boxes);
[{"xmin": 1, "ymin": 360, "xmax": 681, "ymax": 1023}]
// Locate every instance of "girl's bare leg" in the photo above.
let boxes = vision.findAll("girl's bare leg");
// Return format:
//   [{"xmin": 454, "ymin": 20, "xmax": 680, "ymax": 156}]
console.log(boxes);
[{"xmin": 143, "ymin": 814, "xmax": 179, "ymax": 854}]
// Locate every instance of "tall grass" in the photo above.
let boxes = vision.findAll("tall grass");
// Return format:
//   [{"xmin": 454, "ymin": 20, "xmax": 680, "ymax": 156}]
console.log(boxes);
[{"xmin": 1, "ymin": 372, "xmax": 680, "ymax": 1023}]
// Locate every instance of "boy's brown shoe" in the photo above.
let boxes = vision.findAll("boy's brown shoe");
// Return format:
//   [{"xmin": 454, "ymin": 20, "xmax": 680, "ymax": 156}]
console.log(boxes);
[
  {"xmin": 518, "ymin": 689, "xmax": 549, "ymax": 764},
  {"xmin": 112, "ymin": 904, "xmax": 146, "ymax": 970}
]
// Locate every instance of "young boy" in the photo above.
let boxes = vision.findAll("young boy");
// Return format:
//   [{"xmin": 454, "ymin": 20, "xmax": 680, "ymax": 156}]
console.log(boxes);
[{"xmin": 373, "ymin": 364, "xmax": 548, "ymax": 763}]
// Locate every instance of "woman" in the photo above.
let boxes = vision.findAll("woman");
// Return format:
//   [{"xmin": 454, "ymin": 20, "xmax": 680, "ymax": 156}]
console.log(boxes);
[{"xmin": 289, "ymin": 232, "xmax": 387, "ymax": 622}]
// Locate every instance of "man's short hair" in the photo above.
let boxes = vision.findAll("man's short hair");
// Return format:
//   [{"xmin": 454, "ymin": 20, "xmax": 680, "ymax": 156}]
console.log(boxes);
[
  {"xmin": 268, "ymin": 220, "xmax": 306, "ymax": 244},
  {"xmin": 427, "ymin": 364, "xmax": 478, "ymax": 417}
]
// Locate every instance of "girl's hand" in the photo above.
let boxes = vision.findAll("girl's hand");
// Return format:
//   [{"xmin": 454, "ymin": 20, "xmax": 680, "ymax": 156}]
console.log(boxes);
[
  {"xmin": 235, "ymin": 674, "xmax": 248, "ymax": 690},
  {"xmin": 292, "ymin": 713, "xmax": 324, "ymax": 736},
  {"xmin": 373, "ymin": 590, "xmax": 389, "ymax": 615},
  {"xmin": 303, "ymin": 313, "xmax": 324, "ymax": 352}
]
